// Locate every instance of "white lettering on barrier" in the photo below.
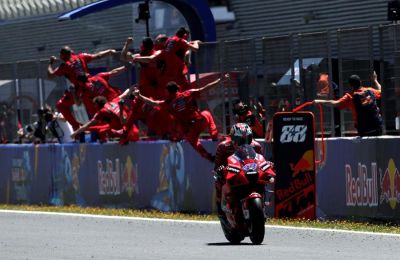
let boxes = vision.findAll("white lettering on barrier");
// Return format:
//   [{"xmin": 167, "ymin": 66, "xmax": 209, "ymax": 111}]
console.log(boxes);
[
  {"xmin": 98, "ymin": 159, "xmax": 121, "ymax": 195},
  {"xmin": 345, "ymin": 162, "xmax": 378, "ymax": 207}
]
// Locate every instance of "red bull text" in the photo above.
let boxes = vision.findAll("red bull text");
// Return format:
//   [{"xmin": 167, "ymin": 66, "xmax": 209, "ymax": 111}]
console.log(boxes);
[{"xmin": 345, "ymin": 163, "xmax": 378, "ymax": 207}]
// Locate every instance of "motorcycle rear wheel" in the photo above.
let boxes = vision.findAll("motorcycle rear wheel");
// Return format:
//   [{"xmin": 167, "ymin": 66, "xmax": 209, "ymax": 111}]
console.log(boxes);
[
  {"xmin": 219, "ymin": 215, "xmax": 244, "ymax": 244},
  {"xmin": 248, "ymin": 197, "xmax": 266, "ymax": 245}
]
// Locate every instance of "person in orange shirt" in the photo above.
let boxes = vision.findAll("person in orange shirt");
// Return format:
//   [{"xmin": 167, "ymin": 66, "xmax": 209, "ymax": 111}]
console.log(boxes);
[{"xmin": 314, "ymin": 72, "xmax": 382, "ymax": 136}]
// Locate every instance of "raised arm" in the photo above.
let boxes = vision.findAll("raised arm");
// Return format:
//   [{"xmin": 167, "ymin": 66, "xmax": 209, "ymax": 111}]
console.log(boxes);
[
  {"xmin": 133, "ymin": 89, "xmax": 164, "ymax": 106},
  {"xmin": 108, "ymin": 65, "xmax": 127, "ymax": 78},
  {"xmin": 313, "ymin": 99, "xmax": 341, "ymax": 107},
  {"xmin": 121, "ymin": 37, "xmax": 134, "ymax": 62},
  {"xmin": 47, "ymin": 56, "xmax": 58, "ymax": 78},
  {"xmin": 193, "ymin": 73, "xmax": 229, "ymax": 94},
  {"xmin": 70, "ymin": 119, "xmax": 98, "ymax": 139},
  {"xmin": 187, "ymin": 40, "xmax": 201, "ymax": 52},
  {"xmin": 92, "ymin": 49, "xmax": 117, "ymax": 60},
  {"xmin": 371, "ymin": 70, "xmax": 382, "ymax": 91},
  {"xmin": 132, "ymin": 50, "xmax": 161, "ymax": 64}
]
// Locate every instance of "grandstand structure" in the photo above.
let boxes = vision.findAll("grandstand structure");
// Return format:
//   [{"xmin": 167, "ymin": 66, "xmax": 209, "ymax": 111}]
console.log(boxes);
[
  {"xmin": 0, "ymin": 0, "xmax": 398, "ymax": 140},
  {"xmin": 0, "ymin": 0, "xmax": 97, "ymax": 20},
  {"xmin": 0, "ymin": 0, "xmax": 392, "ymax": 63}
]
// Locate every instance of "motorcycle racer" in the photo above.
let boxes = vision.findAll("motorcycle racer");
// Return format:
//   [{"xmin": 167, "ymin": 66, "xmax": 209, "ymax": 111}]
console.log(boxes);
[{"xmin": 213, "ymin": 123, "xmax": 264, "ymax": 217}]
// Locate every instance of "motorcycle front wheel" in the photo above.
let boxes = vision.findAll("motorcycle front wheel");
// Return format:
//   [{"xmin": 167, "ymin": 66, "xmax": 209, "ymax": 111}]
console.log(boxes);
[
  {"xmin": 248, "ymin": 197, "xmax": 266, "ymax": 245},
  {"xmin": 219, "ymin": 215, "xmax": 244, "ymax": 244}
]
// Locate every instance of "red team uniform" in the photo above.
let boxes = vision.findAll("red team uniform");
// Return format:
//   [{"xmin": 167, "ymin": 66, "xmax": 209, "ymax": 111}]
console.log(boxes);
[
  {"xmin": 90, "ymin": 97, "xmax": 138, "ymax": 142},
  {"xmin": 163, "ymin": 90, "xmax": 218, "ymax": 161},
  {"xmin": 77, "ymin": 72, "xmax": 122, "ymax": 116},
  {"xmin": 159, "ymin": 35, "xmax": 192, "ymax": 91},
  {"xmin": 54, "ymin": 53, "xmax": 95, "ymax": 130}
]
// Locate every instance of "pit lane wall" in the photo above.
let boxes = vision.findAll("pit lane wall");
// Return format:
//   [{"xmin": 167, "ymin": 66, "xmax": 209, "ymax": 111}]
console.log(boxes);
[
  {"xmin": 316, "ymin": 136, "xmax": 400, "ymax": 221},
  {"xmin": 0, "ymin": 137, "xmax": 399, "ymax": 221}
]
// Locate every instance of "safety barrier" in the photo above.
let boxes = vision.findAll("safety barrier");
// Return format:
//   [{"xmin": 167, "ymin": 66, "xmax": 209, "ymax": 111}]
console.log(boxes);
[{"xmin": 0, "ymin": 137, "xmax": 399, "ymax": 221}]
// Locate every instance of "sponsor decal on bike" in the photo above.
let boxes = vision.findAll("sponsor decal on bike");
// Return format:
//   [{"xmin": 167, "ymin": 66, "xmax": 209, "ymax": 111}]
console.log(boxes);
[
  {"xmin": 226, "ymin": 166, "xmax": 240, "ymax": 173},
  {"xmin": 243, "ymin": 163, "xmax": 257, "ymax": 172},
  {"xmin": 260, "ymin": 162, "xmax": 271, "ymax": 171}
]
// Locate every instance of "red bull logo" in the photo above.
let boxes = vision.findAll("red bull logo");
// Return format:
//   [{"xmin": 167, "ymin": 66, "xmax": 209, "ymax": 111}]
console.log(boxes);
[
  {"xmin": 345, "ymin": 163, "xmax": 378, "ymax": 207},
  {"xmin": 380, "ymin": 159, "xmax": 400, "ymax": 209},
  {"xmin": 122, "ymin": 156, "xmax": 139, "ymax": 198},
  {"xmin": 290, "ymin": 150, "xmax": 314, "ymax": 177}
]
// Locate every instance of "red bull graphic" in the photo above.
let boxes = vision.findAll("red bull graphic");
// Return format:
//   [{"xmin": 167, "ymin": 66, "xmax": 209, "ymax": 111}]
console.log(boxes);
[
  {"xmin": 122, "ymin": 156, "xmax": 139, "ymax": 198},
  {"xmin": 380, "ymin": 159, "xmax": 400, "ymax": 209},
  {"xmin": 290, "ymin": 150, "xmax": 314, "ymax": 177},
  {"xmin": 275, "ymin": 172, "xmax": 314, "ymax": 202},
  {"xmin": 98, "ymin": 159, "xmax": 121, "ymax": 195},
  {"xmin": 345, "ymin": 163, "xmax": 378, "ymax": 207}
]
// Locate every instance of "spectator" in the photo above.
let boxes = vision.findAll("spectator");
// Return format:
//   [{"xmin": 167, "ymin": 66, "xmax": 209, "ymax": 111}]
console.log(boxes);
[{"xmin": 314, "ymin": 72, "xmax": 382, "ymax": 136}]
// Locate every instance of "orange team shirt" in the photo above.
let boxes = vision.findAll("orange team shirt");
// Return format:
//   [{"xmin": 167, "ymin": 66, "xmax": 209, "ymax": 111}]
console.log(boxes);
[{"xmin": 336, "ymin": 87, "xmax": 381, "ymax": 123}]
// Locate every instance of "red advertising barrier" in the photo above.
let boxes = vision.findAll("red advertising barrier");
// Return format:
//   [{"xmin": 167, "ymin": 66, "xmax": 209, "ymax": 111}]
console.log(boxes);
[{"xmin": 272, "ymin": 112, "xmax": 317, "ymax": 219}]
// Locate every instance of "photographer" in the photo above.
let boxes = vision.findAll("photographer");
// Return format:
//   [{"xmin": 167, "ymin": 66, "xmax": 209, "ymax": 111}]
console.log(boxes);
[
  {"xmin": 232, "ymin": 99, "xmax": 265, "ymax": 138},
  {"xmin": 22, "ymin": 106, "xmax": 73, "ymax": 144}
]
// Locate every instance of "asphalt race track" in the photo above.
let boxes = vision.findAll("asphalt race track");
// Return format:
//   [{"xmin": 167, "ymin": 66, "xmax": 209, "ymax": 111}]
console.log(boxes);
[{"xmin": 0, "ymin": 210, "xmax": 399, "ymax": 260}]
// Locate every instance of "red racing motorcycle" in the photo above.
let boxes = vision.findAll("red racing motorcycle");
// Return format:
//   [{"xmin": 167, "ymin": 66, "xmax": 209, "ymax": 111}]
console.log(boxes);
[{"xmin": 219, "ymin": 145, "xmax": 275, "ymax": 245}]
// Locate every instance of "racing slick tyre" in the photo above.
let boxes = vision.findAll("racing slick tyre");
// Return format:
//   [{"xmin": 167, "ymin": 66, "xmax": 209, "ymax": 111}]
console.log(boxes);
[
  {"xmin": 248, "ymin": 197, "xmax": 266, "ymax": 245},
  {"xmin": 219, "ymin": 215, "xmax": 244, "ymax": 244}
]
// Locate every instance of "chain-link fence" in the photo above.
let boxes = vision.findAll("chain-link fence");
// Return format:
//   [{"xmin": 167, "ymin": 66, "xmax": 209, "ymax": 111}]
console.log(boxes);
[{"xmin": 0, "ymin": 25, "xmax": 399, "ymax": 142}]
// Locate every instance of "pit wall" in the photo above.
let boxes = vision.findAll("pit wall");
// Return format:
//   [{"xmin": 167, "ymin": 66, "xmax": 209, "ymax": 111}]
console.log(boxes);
[{"xmin": 0, "ymin": 137, "xmax": 399, "ymax": 220}]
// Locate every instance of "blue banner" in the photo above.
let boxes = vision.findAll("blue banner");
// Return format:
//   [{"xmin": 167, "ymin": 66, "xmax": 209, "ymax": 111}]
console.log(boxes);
[{"xmin": 0, "ymin": 137, "xmax": 399, "ymax": 220}]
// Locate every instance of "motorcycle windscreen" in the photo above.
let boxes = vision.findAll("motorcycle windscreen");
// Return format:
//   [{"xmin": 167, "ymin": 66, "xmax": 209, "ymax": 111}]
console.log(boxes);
[{"xmin": 272, "ymin": 112, "xmax": 316, "ymax": 220}]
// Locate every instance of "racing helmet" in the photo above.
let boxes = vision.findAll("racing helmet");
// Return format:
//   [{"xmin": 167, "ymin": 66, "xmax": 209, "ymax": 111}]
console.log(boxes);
[{"xmin": 230, "ymin": 123, "xmax": 253, "ymax": 146}]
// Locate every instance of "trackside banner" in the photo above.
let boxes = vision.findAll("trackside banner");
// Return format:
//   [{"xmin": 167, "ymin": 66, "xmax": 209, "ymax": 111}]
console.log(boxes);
[
  {"xmin": 272, "ymin": 112, "xmax": 316, "ymax": 219},
  {"xmin": 0, "ymin": 141, "xmax": 217, "ymax": 213}
]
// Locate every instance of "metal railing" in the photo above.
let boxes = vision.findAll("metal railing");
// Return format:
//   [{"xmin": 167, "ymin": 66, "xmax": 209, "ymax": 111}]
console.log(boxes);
[{"xmin": 0, "ymin": 24, "xmax": 400, "ymax": 142}]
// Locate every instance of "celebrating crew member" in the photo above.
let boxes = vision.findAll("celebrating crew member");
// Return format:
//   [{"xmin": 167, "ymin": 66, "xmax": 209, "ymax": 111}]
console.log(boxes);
[
  {"xmin": 75, "ymin": 66, "xmax": 126, "ymax": 116},
  {"xmin": 47, "ymin": 46, "xmax": 116, "ymax": 130},
  {"xmin": 121, "ymin": 37, "xmax": 175, "ymax": 138},
  {"xmin": 132, "ymin": 27, "xmax": 201, "ymax": 92},
  {"xmin": 134, "ymin": 74, "xmax": 229, "ymax": 161},
  {"xmin": 70, "ymin": 87, "xmax": 139, "ymax": 142},
  {"xmin": 314, "ymin": 72, "xmax": 382, "ymax": 136}
]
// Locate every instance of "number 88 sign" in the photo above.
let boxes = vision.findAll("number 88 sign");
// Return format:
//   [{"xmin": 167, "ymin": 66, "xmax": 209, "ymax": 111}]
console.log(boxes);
[{"xmin": 272, "ymin": 111, "xmax": 316, "ymax": 219}]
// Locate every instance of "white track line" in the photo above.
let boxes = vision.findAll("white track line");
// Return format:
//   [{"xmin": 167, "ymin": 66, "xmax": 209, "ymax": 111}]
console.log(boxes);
[{"xmin": 1, "ymin": 209, "xmax": 399, "ymax": 237}]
